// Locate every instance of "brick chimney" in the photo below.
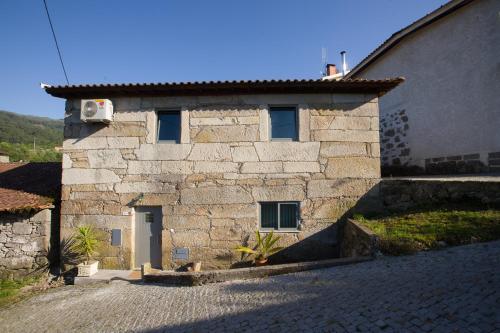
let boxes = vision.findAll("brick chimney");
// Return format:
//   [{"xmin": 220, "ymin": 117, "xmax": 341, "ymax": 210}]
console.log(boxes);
[{"xmin": 326, "ymin": 64, "xmax": 337, "ymax": 76}]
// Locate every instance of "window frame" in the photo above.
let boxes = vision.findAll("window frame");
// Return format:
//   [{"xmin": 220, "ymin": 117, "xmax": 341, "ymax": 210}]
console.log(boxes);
[
  {"xmin": 259, "ymin": 201, "xmax": 300, "ymax": 232},
  {"xmin": 268, "ymin": 106, "xmax": 298, "ymax": 142},
  {"xmin": 156, "ymin": 109, "xmax": 181, "ymax": 144}
]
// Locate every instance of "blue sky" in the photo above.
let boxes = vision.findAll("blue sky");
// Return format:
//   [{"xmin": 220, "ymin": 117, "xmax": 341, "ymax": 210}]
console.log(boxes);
[{"xmin": 0, "ymin": 0, "xmax": 447, "ymax": 119}]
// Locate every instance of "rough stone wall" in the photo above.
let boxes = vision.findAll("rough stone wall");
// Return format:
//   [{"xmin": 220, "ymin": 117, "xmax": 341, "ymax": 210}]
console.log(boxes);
[
  {"xmin": 380, "ymin": 109, "xmax": 410, "ymax": 167},
  {"xmin": 339, "ymin": 219, "xmax": 379, "ymax": 258},
  {"xmin": 380, "ymin": 179, "xmax": 500, "ymax": 212},
  {"xmin": 61, "ymin": 93, "xmax": 381, "ymax": 270},
  {"xmin": 424, "ymin": 153, "xmax": 488, "ymax": 175},
  {"xmin": 0, "ymin": 209, "xmax": 51, "ymax": 278}
]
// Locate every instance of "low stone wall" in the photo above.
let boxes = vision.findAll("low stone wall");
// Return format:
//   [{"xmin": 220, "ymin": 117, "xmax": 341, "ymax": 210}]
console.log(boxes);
[
  {"xmin": 0, "ymin": 209, "xmax": 52, "ymax": 278},
  {"xmin": 143, "ymin": 256, "xmax": 372, "ymax": 286},
  {"xmin": 340, "ymin": 219, "xmax": 379, "ymax": 258},
  {"xmin": 382, "ymin": 151, "xmax": 500, "ymax": 177},
  {"xmin": 380, "ymin": 179, "xmax": 500, "ymax": 212}
]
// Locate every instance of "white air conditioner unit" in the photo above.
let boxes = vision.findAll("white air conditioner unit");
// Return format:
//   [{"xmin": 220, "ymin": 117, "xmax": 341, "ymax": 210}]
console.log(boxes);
[{"xmin": 80, "ymin": 99, "xmax": 113, "ymax": 123}]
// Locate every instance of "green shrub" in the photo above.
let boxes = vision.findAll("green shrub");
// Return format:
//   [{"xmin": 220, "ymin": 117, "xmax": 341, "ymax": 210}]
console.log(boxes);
[
  {"xmin": 235, "ymin": 231, "xmax": 283, "ymax": 261},
  {"xmin": 72, "ymin": 226, "xmax": 99, "ymax": 264}
]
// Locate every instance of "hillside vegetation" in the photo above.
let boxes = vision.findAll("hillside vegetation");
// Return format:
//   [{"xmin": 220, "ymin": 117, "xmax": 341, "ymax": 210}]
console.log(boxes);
[{"xmin": 0, "ymin": 110, "xmax": 63, "ymax": 162}]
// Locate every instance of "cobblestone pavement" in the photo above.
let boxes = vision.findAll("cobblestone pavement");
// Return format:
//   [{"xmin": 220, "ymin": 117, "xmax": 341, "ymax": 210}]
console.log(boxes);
[{"xmin": 1, "ymin": 241, "xmax": 499, "ymax": 333}]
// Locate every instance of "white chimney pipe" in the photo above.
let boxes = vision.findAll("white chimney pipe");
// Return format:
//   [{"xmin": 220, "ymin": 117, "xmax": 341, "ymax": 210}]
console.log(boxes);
[{"xmin": 340, "ymin": 51, "xmax": 348, "ymax": 76}]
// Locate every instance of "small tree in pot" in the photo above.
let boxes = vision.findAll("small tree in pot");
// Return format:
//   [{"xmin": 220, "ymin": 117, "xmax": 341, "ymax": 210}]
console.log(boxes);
[
  {"xmin": 73, "ymin": 226, "xmax": 100, "ymax": 277},
  {"xmin": 235, "ymin": 231, "xmax": 283, "ymax": 266}
]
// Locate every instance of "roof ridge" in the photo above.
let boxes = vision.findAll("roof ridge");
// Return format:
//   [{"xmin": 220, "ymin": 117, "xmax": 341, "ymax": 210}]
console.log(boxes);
[{"xmin": 346, "ymin": 0, "xmax": 474, "ymax": 78}]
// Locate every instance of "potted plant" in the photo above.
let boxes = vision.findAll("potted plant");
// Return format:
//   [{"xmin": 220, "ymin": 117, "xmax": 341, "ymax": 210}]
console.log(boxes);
[
  {"xmin": 235, "ymin": 231, "xmax": 283, "ymax": 266},
  {"xmin": 73, "ymin": 226, "xmax": 100, "ymax": 277}
]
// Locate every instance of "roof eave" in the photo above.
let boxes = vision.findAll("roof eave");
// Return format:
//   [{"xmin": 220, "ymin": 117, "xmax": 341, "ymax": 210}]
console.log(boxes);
[{"xmin": 44, "ymin": 79, "xmax": 404, "ymax": 99}]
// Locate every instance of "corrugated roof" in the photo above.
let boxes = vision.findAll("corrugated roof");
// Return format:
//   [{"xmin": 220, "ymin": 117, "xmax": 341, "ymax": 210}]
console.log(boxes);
[
  {"xmin": 0, "ymin": 162, "xmax": 61, "ymax": 212},
  {"xmin": 44, "ymin": 78, "xmax": 404, "ymax": 99},
  {"xmin": 346, "ymin": 0, "xmax": 473, "ymax": 78}
]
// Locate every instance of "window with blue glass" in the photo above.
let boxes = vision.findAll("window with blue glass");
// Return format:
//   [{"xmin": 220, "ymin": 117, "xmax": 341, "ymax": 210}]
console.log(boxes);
[
  {"xmin": 269, "ymin": 107, "xmax": 297, "ymax": 141},
  {"xmin": 157, "ymin": 111, "xmax": 180, "ymax": 143},
  {"xmin": 260, "ymin": 202, "xmax": 299, "ymax": 230}
]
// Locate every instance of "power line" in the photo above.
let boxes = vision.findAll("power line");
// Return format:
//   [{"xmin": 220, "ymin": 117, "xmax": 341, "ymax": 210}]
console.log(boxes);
[{"xmin": 42, "ymin": 0, "xmax": 70, "ymax": 85}]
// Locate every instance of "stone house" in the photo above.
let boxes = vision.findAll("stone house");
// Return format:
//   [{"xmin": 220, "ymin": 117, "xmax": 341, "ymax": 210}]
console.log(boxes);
[
  {"xmin": 45, "ymin": 78, "xmax": 401, "ymax": 270},
  {"xmin": 346, "ymin": 0, "xmax": 500, "ymax": 175},
  {"xmin": 0, "ymin": 162, "xmax": 61, "ymax": 278}
]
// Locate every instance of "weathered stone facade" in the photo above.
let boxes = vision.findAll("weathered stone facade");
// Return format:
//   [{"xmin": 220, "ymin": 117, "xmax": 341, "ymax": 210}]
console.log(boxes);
[
  {"xmin": 61, "ymin": 93, "xmax": 381, "ymax": 270},
  {"xmin": 0, "ymin": 209, "xmax": 51, "ymax": 278}
]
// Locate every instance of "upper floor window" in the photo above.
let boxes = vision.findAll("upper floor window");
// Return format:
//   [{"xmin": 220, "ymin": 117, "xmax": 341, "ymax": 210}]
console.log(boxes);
[
  {"xmin": 260, "ymin": 202, "xmax": 299, "ymax": 231},
  {"xmin": 157, "ymin": 111, "xmax": 180, "ymax": 143},
  {"xmin": 269, "ymin": 106, "xmax": 297, "ymax": 141}
]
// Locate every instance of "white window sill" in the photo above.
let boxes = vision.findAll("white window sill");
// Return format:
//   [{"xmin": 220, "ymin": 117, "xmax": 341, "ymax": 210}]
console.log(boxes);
[
  {"xmin": 270, "ymin": 139, "xmax": 297, "ymax": 142},
  {"xmin": 157, "ymin": 141, "xmax": 179, "ymax": 144},
  {"xmin": 259, "ymin": 229, "xmax": 300, "ymax": 233}
]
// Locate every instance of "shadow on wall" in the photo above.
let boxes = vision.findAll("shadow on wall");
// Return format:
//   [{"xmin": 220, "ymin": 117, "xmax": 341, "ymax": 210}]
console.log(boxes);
[
  {"xmin": 266, "ymin": 183, "xmax": 383, "ymax": 264},
  {"xmin": 0, "ymin": 162, "xmax": 62, "ymax": 199},
  {"xmin": 379, "ymin": 179, "xmax": 500, "ymax": 212},
  {"xmin": 256, "ymin": 177, "xmax": 500, "ymax": 264}
]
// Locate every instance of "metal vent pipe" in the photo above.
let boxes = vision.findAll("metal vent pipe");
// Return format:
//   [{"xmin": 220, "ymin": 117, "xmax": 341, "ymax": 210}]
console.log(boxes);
[{"xmin": 340, "ymin": 51, "xmax": 348, "ymax": 76}]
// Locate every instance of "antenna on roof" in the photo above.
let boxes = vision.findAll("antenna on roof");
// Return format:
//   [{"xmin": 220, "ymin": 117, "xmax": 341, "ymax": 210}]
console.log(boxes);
[{"xmin": 321, "ymin": 47, "xmax": 327, "ymax": 76}]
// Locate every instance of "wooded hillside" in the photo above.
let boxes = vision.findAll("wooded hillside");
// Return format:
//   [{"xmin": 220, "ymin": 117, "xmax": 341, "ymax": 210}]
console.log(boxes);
[{"xmin": 0, "ymin": 110, "xmax": 63, "ymax": 162}]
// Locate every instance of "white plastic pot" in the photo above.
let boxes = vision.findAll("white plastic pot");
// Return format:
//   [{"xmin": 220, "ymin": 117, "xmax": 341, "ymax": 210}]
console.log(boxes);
[{"xmin": 77, "ymin": 261, "xmax": 99, "ymax": 277}]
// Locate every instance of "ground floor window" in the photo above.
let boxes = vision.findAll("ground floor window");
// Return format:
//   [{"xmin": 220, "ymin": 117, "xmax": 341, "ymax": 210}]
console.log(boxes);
[{"xmin": 260, "ymin": 202, "xmax": 299, "ymax": 231}]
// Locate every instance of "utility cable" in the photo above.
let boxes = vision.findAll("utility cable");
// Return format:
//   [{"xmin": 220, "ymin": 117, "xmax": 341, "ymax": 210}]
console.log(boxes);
[{"xmin": 42, "ymin": 0, "xmax": 70, "ymax": 85}]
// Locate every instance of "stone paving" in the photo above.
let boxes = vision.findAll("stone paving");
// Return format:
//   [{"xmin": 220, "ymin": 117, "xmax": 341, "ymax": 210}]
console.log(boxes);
[{"xmin": 1, "ymin": 241, "xmax": 499, "ymax": 333}]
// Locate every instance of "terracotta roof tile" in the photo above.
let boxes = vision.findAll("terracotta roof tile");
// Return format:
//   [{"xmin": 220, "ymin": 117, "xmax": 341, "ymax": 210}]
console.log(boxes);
[
  {"xmin": 0, "ymin": 162, "xmax": 61, "ymax": 212},
  {"xmin": 0, "ymin": 188, "xmax": 53, "ymax": 212}
]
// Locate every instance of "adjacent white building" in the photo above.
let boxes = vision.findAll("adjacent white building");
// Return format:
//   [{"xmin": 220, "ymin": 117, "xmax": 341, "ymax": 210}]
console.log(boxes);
[{"xmin": 347, "ymin": 0, "xmax": 500, "ymax": 175}]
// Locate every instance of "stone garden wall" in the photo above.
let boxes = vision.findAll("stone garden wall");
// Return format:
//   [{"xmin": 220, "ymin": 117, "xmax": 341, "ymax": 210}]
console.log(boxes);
[
  {"xmin": 339, "ymin": 219, "xmax": 379, "ymax": 258},
  {"xmin": 61, "ymin": 93, "xmax": 381, "ymax": 270},
  {"xmin": 380, "ymin": 179, "xmax": 500, "ymax": 212},
  {"xmin": 0, "ymin": 209, "xmax": 52, "ymax": 278}
]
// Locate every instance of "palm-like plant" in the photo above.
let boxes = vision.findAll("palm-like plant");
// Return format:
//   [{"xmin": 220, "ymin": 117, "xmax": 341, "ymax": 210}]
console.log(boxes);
[
  {"xmin": 37, "ymin": 237, "xmax": 83, "ymax": 275},
  {"xmin": 72, "ymin": 226, "xmax": 99, "ymax": 264},
  {"xmin": 235, "ymin": 231, "xmax": 283, "ymax": 264}
]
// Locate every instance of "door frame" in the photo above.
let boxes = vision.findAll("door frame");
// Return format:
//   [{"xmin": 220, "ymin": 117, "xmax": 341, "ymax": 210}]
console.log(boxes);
[{"xmin": 133, "ymin": 206, "xmax": 163, "ymax": 270}]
